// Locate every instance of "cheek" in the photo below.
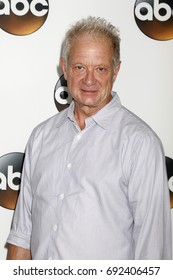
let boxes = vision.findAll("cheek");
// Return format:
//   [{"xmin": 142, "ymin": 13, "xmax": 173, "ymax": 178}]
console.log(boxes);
[
  {"xmin": 67, "ymin": 78, "xmax": 80, "ymax": 94},
  {"xmin": 71, "ymin": 76, "xmax": 83, "ymax": 88},
  {"xmin": 99, "ymin": 77, "xmax": 112, "ymax": 89}
]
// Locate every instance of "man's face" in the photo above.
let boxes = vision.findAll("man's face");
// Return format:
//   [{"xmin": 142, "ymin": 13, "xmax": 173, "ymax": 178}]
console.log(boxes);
[{"xmin": 61, "ymin": 35, "xmax": 120, "ymax": 114}]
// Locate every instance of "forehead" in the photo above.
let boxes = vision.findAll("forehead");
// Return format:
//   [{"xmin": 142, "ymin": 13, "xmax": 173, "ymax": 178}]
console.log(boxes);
[{"xmin": 68, "ymin": 35, "xmax": 113, "ymax": 62}]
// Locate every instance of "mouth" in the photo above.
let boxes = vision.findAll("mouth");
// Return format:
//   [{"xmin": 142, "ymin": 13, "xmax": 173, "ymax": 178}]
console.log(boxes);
[{"xmin": 80, "ymin": 89, "xmax": 98, "ymax": 95}]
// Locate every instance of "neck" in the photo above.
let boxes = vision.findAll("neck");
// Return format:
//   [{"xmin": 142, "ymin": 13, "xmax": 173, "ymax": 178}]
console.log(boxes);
[
  {"xmin": 74, "ymin": 104, "xmax": 93, "ymax": 130},
  {"xmin": 74, "ymin": 96, "xmax": 112, "ymax": 130}
]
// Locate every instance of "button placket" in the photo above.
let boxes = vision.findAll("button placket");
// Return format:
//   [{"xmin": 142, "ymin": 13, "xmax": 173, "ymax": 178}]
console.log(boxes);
[
  {"xmin": 76, "ymin": 134, "xmax": 81, "ymax": 141},
  {"xmin": 59, "ymin": 193, "xmax": 65, "ymax": 201},
  {"xmin": 67, "ymin": 162, "xmax": 72, "ymax": 170},
  {"xmin": 66, "ymin": 133, "xmax": 82, "ymax": 171},
  {"xmin": 52, "ymin": 193, "xmax": 65, "ymax": 232},
  {"xmin": 53, "ymin": 224, "xmax": 58, "ymax": 232}
]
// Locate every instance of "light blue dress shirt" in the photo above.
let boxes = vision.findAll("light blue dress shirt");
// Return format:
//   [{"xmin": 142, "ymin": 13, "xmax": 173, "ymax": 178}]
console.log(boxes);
[{"xmin": 7, "ymin": 92, "xmax": 172, "ymax": 259}]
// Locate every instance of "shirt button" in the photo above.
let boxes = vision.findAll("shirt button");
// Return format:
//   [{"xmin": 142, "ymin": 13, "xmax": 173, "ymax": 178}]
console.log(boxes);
[
  {"xmin": 59, "ymin": 193, "xmax": 65, "ymax": 201},
  {"xmin": 53, "ymin": 224, "xmax": 58, "ymax": 232},
  {"xmin": 67, "ymin": 163, "xmax": 72, "ymax": 170},
  {"xmin": 77, "ymin": 134, "xmax": 81, "ymax": 140}
]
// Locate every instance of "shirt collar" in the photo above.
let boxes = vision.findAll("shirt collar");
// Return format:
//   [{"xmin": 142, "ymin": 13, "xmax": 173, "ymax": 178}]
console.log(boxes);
[
  {"xmin": 91, "ymin": 92, "xmax": 121, "ymax": 130},
  {"xmin": 67, "ymin": 101, "xmax": 76, "ymax": 122},
  {"xmin": 57, "ymin": 91, "xmax": 121, "ymax": 130}
]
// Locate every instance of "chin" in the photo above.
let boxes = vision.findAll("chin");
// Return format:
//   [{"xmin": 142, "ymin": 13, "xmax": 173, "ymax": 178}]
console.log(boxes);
[
  {"xmin": 80, "ymin": 95, "xmax": 99, "ymax": 103},
  {"xmin": 80, "ymin": 99, "xmax": 99, "ymax": 107}
]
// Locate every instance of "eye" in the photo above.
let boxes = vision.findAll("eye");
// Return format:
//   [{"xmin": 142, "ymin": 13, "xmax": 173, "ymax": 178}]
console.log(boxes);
[
  {"xmin": 73, "ymin": 65, "xmax": 85, "ymax": 73},
  {"xmin": 96, "ymin": 66, "xmax": 108, "ymax": 74},
  {"xmin": 98, "ymin": 67, "xmax": 105, "ymax": 71}
]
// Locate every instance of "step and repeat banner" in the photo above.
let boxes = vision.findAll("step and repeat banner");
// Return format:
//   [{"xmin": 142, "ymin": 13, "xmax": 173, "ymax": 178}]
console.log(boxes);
[{"xmin": 0, "ymin": 0, "xmax": 173, "ymax": 259}]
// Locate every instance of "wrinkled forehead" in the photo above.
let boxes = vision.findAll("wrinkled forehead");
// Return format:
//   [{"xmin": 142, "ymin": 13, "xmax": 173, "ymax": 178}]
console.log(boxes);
[
  {"xmin": 68, "ymin": 33, "xmax": 114, "ymax": 57},
  {"xmin": 70, "ymin": 32, "xmax": 112, "ymax": 46}
]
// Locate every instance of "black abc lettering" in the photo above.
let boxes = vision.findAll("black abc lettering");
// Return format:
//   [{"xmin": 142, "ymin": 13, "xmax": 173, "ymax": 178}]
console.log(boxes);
[
  {"xmin": 0, "ymin": 0, "xmax": 48, "ymax": 16},
  {"xmin": 0, "ymin": 0, "xmax": 49, "ymax": 35},
  {"xmin": 135, "ymin": 0, "xmax": 172, "ymax": 21},
  {"xmin": 0, "ymin": 153, "xmax": 24, "ymax": 209},
  {"xmin": 54, "ymin": 75, "xmax": 73, "ymax": 112},
  {"xmin": 134, "ymin": 0, "xmax": 173, "ymax": 40}
]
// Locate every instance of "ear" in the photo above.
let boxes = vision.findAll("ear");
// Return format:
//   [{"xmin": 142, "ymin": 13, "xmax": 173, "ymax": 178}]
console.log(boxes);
[
  {"xmin": 113, "ymin": 61, "xmax": 121, "ymax": 82},
  {"xmin": 60, "ymin": 57, "xmax": 67, "ymax": 80}
]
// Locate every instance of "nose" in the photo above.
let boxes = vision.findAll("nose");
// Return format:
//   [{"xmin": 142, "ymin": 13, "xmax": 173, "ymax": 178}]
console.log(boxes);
[{"xmin": 82, "ymin": 69, "xmax": 96, "ymax": 86}]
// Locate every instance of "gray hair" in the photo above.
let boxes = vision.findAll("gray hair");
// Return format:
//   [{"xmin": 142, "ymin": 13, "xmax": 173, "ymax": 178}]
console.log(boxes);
[{"xmin": 61, "ymin": 16, "xmax": 121, "ymax": 67}]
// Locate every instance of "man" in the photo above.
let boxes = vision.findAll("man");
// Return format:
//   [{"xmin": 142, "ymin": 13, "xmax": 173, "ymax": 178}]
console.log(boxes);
[{"xmin": 7, "ymin": 16, "xmax": 172, "ymax": 259}]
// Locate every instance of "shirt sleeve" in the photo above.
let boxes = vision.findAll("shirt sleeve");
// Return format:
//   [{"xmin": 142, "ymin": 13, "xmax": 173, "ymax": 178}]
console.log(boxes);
[
  {"xmin": 7, "ymin": 135, "xmax": 33, "ymax": 250},
  {"xmin": 128, "ymin": 130, "xmax": 172, "ymax": 259}
]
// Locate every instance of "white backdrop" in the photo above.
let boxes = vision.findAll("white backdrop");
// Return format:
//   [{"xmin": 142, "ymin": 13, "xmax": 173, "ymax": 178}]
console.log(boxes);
[{"xmin": 0, "ymin": 0, "xmax": 173, "ymax": 259}]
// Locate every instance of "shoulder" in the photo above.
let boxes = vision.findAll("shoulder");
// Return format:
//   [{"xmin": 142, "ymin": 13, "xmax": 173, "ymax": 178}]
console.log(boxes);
[
  {"xmin": 109, "ymin": 102, "xmax": 164, "ymax": 156},
  {"xmin": 115, "ymin": 106, "xmax": 165, "ymax": 183},
  {"xmin": 118, "ymin": 105, "xmax": 160, "ymax": 141},
  {"xmin": 120, "ymin": 107, "xmax": 166, "ymax": 170},
  {"xmin": 29, "ymin": 108, "xmax": 68, "ymax": 144}
]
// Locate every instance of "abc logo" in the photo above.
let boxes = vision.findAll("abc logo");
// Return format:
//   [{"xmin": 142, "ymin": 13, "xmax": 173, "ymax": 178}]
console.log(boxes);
[
  {"xmin": 0, "ymin": 152, "xmax": 25, "ymax": 209},
  {"xmin": 54, "ymin": 74, "xmax": 73, "ymax": 112},
  {"xmin": 134, "ymin": 0, "xmax": 173, "ymax": 40},
  {"xmin": 166, "ymin": 156, "xmax": 173, "ymax": 209},
  {"xmin": 0, "ymin": 0, "xmax": 49, "ymax": 35}
]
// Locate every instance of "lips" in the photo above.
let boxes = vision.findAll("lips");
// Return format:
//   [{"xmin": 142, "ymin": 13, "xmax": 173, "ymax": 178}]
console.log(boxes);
[{"xmin": 80, "ymin": 88, "xmax": 98, "ymax": 94}]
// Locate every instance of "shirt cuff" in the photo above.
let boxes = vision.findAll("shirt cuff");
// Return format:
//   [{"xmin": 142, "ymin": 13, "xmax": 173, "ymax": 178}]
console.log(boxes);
[{"xmin": 7, "ymin": 229, "xmax": 31, "ymax": 250}]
